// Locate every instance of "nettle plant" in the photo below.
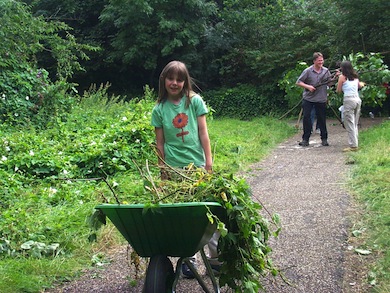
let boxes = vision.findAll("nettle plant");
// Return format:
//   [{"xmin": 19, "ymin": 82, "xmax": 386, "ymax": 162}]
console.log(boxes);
[
  {"xmin": 0, "ymin": 86, "xmax": 156, "ymax": 179},
  {"xmin": 0, "ymin": 86, "xmax": 157, "ymax": 258},
  {"xmin": 53, "ymin": 85, "xmax": 156, "ymax": 179}
]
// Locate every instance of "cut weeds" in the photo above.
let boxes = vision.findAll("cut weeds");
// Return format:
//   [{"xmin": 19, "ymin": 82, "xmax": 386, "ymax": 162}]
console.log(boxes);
[{"xmin": 93, "ymin": 163, "xmax": 281, "ymax": 292}]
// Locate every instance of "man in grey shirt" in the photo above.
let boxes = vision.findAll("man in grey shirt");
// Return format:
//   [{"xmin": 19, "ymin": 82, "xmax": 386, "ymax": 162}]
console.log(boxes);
[{"xmin": 296, "ymin": 52, "xmax": 333, "ymax": 146}]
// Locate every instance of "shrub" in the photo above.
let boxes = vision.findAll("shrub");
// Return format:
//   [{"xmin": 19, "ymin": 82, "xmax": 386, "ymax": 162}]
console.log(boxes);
[
  {"xmin": 0, "ymin": 85, "xmax": 156, "ymax": 179},
  {"xmin": 0, "ymin": 0, "xmax": 98, "ymax": 128},
  {"xmin": 203, "ymin": 84, "xmax": 279, "ymax": 119},
  {"xmin": 0, "ymin": 85, "xmax": 157, "ymax": 258}
]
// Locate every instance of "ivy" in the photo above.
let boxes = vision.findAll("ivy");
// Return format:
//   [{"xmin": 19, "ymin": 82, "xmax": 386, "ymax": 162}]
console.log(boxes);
[{"xmin": 204, "ymin": 84, "xmax": 280, "ymax": 120}]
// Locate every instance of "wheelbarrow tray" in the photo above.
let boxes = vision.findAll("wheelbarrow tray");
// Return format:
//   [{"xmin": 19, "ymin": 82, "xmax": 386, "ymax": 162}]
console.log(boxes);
[{"xmin": 96, "ymin": 202, "xmax": 224, "ymax": 257}]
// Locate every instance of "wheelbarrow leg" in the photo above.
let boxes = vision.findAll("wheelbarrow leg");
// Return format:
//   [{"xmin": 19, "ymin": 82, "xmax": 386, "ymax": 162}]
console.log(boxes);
[
  {"xmin": 200, "ymin": 248, "xmax": 220, "ymax": 293},
  {"xmin": 172, "ymin": 256, "xmax": 218, "ymax": 293},
  {"xmin": 171, "ymin": 258, "xmax": 183, "ymax": 293}
]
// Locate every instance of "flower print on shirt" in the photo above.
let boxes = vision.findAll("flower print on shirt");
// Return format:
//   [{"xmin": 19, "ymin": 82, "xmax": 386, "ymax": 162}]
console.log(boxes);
[{"xmin": 173, "ymin": 113, "xmax": 189, "ymax": 142}]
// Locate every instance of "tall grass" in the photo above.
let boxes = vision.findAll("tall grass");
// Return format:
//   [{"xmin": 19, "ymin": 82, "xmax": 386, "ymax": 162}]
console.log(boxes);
[
  {"xmin": 0, "ymin": 257, "xmax": 88, "ymax": 293},
  {"xmin": 348, "ymin": 120, "xmax": 390, "ymax": 292},
  {"xmin": 209, "ymin": 118, "xmax": 295, "ymax": 172}
]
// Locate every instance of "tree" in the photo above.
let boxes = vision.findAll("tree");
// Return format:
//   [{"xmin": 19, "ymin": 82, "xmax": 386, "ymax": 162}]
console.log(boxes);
[
  {"xmin": 0, "ymin": 0, "xmax": 97, "ymax": 126},
  {"xmin": 99, "ymin": 0, "xmax": 218, "ymax": 85},
  {"xmin": 23, "ymin": 0, "xmax": 110, "ymax": 90},
  {"xmin": 335, "ymin": 0, "xmax": 390, "ymax": 63},
  {"xmin": 211, "ymin": 0, "xmax": 340, "ymax": 85}
]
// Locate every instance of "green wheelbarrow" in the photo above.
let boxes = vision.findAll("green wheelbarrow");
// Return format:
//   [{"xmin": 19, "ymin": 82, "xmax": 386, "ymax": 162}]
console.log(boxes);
[{"xmin": 95, "ymin": 202, "xmax": 224, "ymax": 293}]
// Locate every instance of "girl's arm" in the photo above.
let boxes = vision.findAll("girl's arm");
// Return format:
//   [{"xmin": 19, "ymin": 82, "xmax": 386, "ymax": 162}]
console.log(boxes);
[
  {"xmin": 336, "ymin": 74, "xmax": 346, "ymax": 93},
  {"xmin": 197, "ymin": 115, "xmax": 213, "ymax": 172},
  {"xmin": 358, "ymin": 79, "xmax": 366, "ymax": 89},
  {"xmin": 155, "ymin": 127, "xmax": 165, "ymax": 166}
]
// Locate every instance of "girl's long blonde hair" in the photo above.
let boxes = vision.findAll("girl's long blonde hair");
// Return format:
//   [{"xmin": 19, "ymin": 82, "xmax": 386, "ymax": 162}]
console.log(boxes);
[{"xmin": 158, "ymin": 61, "xmax": 195, "ymax": 108}]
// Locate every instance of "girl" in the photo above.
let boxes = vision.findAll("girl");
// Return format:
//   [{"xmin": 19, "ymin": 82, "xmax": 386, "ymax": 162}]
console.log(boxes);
[
  {"xmin": 336, "ymin": 61, "xmax": 364, "ymax": 152},
  {"xmin": 151, "ymin": 61, "xmax": 219, "ymax": 278},
  {"xmin": 151, "ymin": 60, "xmax": 212, "ymax": 173}
]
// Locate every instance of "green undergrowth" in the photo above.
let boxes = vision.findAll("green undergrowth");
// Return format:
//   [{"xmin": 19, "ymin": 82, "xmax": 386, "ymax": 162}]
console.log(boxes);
[
  {"xmin": 347, "ymin": 120, "xmax": 390, "ymax": 292},
  {"xmin": 0, "ymin": 257, "xmax": 88, "ymax": 293},
  {"xmin": 0, "ymin": 87, "xmax": 295, "ymax": 292}
]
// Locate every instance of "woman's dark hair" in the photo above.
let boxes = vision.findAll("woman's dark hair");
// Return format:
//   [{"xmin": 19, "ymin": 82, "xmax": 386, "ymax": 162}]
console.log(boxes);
[{"xmin": 340, "ymin": 61, "xmax": 359, "ymax": 80}]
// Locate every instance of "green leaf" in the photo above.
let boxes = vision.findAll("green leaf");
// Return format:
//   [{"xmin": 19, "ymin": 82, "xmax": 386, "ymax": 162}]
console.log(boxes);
[
  {"xmin": 352, "ymin": 230, "xmax": 363, "ymax": 237},
  {"xmin": 21, "ymin": 240, "xmax": 35, "ymax": 250}
]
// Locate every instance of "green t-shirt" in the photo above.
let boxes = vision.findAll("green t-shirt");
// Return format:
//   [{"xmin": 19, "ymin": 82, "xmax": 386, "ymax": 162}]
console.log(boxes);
[{"xmin": 151, "ymin": 94, "xmax": 208, "ymax": 168}]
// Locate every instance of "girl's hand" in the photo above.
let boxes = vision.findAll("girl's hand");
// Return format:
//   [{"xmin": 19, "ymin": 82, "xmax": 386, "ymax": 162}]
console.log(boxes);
[
  {"xmin": 160, "ymin": 168, "xmax": 170, "ymax": 180},
  {"xmin": 205, "ymin": 164, "xmax": 213, "ymax": 173}
]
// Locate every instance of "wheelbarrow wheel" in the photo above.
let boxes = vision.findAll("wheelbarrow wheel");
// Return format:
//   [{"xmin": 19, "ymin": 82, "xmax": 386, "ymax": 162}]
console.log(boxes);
[{"xmin": 143, "ymin": 255, "xmax": 174, "ymax": 293}]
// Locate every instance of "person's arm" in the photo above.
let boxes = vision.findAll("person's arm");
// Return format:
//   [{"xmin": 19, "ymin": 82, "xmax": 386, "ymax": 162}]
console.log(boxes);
[
  {"xmin": 327, "ymin": 70, "xmax": 339, "ymax": 87},
  {"xmin": 336, "ymin": 74, "xmax": 346, "ymax": 93},
  {"xmin": 358, "ymin": 79, "xmax": 366, "ymax": 89},
  {"xmin": 296, "ymin": 80, "xmax": 316, "ymax": 92},
  {"xmin": 155, "ymin": 127, "xmax": 165, "ymax": 166},
  {"xmin": 197, "ymin": 115, "xmax": 212, "ymax": 172}
]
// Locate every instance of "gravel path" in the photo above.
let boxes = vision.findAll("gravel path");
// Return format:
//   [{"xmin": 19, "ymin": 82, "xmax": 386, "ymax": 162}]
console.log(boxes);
[{"xmin": 46, "ymin": 118, "xmax": 381, "ymax": 293}]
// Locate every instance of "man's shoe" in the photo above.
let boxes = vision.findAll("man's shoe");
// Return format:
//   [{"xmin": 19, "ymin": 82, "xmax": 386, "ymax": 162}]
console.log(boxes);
[
  {"xmin": 210, "ymin": 263, "xmax": 221, "ymax": 276},
  {"xmin": 343, "ymin": 147, "xmax": 358, "ymax": 152},
  {"xmin": 181, "ymin": 262, "xmax": 195, "ymax": 279},
  {"xmin": 206, "ymin": 263, "xmax": 222, "ymax": 277},
  {"xmin": 321, "ymin": 139, "xmax": 329, "ymax": 146},
  {"xmin": 299, "ymin": 140, "xmax": 309, "ymax": 146}
]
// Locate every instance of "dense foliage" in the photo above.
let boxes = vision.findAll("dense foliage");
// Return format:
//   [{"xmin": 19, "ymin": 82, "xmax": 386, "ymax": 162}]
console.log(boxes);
[
  {"xmin": 0, "ymin": 87, "xmax": 156, "ymax": 259},
  {"xmin": 20, "ymin": 0, "xmax": 390, "ymax": 116},
  {"xmin": 336, "ymin": 0, "xmax": 390, "ymax": 56},
  {"xmin": 0, "ymin": 0, "xmax": 98, "ymax": 127},
  {"xmin": 204, "ymin": 84, "xmax": 283, "ymax": 119}
]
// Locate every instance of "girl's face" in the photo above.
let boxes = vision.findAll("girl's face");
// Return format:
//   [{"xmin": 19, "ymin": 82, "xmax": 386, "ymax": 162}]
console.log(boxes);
[{"xmin": 165, "ymin": 73, "xmax": 185, "ymax": 101}]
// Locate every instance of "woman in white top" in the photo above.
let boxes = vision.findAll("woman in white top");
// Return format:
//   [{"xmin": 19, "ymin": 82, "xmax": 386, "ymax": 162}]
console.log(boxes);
[{"xmin": 336, "ymin": 61, "xmax": 365, "ymax": 152}]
